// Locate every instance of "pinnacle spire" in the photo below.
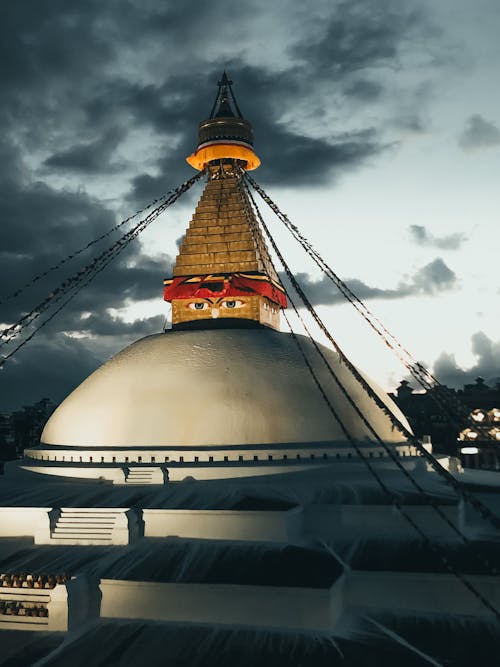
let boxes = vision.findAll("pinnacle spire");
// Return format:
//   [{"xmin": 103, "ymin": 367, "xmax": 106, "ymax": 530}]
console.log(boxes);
[
  {"xmin": 209, "ymin": 71, "xmax": 242, "ymax": 119},
  {"xmin": 167, "ymin": 75, "xmax": 285, "ymax": 330},
  {"xmin": 186, "ymin": 73, "xmax": 260, "ymax": 172}
]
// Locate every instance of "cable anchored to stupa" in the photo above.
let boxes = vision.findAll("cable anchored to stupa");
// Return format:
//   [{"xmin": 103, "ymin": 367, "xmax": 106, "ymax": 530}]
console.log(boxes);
[
  {"xmin": 234, "ymin": 177, "xmax": 500, "ymax": 621},
  {"xmin": 233, "ymin": 171, "xmax": 500, "ymax": 543},
  {"xmin": 244, "ymin": 174, "xmax": 472, "ymax": 420},
  {"xmin": 240, "ymin": 174, "xmax": 500, "ymax": 569},
  {"xmin": 0, "ymin": 171, "xmax": 204, "ymax": 367},
  {"xmin": 0, "ymin": 187, "xmax": 187, "ymax": 307}
]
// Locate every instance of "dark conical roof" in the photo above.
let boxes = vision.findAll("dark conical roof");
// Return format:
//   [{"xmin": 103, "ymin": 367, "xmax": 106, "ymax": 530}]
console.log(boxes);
[
  {"xmin": 209, "ymin": 71, "xmax": 242, "ymax": 119},
  {"xmin": 197, "ymin": 72, "xmax": 254, "ymax": 149}
]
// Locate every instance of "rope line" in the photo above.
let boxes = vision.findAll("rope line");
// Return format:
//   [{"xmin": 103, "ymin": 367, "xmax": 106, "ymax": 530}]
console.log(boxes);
[
  {"xmin": 238, "ymin": 174, "xmax": 500, "ymax": 618},
  {"xmin": 244, "ymin": 174, "xmax": 500, "ymax": 535},
  {"xmin": 281, "ymin": 313, "xmax": 500, "ymax": 620},
  {"xmin": 246, "ymin": 173, "xmax": 472, "ymax": 425},
  {"xmin": 0, "ymin": 172, "xmax": 203, "ymax": 350},
  {"xmin": 0, "ymin": 189, "xmax": 184, "ymax": 307},
  {"xmin": 241, "ymin": 177, "xmax": 499, "ymax": 577},
  {"xmin": 0, "ymin": 172, "xmax": 203, "ymax": 368}
]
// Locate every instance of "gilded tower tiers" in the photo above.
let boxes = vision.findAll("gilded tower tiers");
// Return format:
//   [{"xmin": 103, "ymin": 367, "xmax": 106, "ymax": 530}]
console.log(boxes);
[{"xmin": 163, "ymin": 74, "xmax": 287, "ymax": 330}]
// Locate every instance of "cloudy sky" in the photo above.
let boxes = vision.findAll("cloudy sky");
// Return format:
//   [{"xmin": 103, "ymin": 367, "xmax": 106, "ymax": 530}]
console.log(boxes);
[{"xmin": 1, "ymin": 0, "xmax": 499, "ymax": 412}]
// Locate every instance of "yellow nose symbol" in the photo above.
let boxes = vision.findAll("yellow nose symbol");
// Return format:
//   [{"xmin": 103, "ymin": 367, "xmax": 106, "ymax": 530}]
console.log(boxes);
[{"xmin": 211, "ymin": 308, "xmax": 220, "ymax": 319}]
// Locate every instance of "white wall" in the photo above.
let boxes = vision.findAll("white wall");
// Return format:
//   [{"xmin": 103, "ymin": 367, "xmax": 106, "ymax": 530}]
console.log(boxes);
[
  {"xmin": 143, "ymin": 508, "xmax": 303, "ymax": 542},
  {"xmin": 99, "ymin": 579, "xmax": 335, "ymax": 631},
  {"xmin": 0, "ymin": 507, "xmax": 52, "ymax": 539}
]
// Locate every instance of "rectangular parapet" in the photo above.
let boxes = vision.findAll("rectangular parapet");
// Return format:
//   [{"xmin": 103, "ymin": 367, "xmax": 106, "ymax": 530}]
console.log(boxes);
[
  {"xmin": 99, "ymin": 579, "xmax": 335, "ymax": 632},
  {"xmin": 143, "ymin": 507, "xmax": 303, "ymax": 543}
]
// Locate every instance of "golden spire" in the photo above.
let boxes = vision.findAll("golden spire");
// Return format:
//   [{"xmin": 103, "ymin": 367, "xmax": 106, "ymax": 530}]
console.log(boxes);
[{"xmin": 164, "ymin": 74, "xmax": 286, "ymax": 330}]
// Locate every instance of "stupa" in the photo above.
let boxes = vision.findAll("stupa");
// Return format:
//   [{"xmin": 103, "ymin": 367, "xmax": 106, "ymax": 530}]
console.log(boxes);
[
  {"xmin": 1, "ymin": 74, "xmax": 500, "ymax": 665},
  {"xmin": 22, "ymin": 72, "xmax": 413, "ymax": 483}
]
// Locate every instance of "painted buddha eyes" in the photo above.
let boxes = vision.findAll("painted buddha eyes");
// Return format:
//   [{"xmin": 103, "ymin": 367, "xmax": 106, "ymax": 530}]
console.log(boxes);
[
  {"xmin": 222, "ymin": 300, "xmax": 243, "ymax": 309},
  {"xmin": 187, "ymin": 299, "xmax": 244, "ymax": 311}
]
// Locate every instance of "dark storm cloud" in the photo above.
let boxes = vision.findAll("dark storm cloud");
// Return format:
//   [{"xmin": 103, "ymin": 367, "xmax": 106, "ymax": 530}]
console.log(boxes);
[
  {"xmin": 344, "ymin": 79, "xmax": 384, "ymax": 101},
  {"xmin": 53, "ymin": 254, "xmax": 174, "ymax": 329},
  {"xmin": 433, "ymin": 332, "xmax": 500, "ymax": 388},
  {"xmin": 0, "ymin": 336, "xmax": 102, "ymax": 412},
  {"xmin": 285, "ymin": 258, "xmax": 457, "ymax": 306},
  {"xmin": 0, "ymin": 133, "xmax": 175, "ymax": 321},
  {"xmin": 409, "ymin": 225, "xmax": 466, "ymax": 251},
  {"xmin": 0, "ymin": 137, "xmax": 118, "ymax": 324},
  {"xmin": 71, "ymin": 314, "xmax": 164, "ymax": 337},
  {"xmin": 44, "ymin": 127, "xmax": 126, "ymax": 173},
  {"xmin": 1, "ymin": 1, "xmax": 433, "ymax": 199},
  {"xmin": 293, "ymin": 1, "xmax": 424, "ymax": 74},
  {"xmin": 459, "ymin": 115, "xmax": 500, "ymax": 151}
]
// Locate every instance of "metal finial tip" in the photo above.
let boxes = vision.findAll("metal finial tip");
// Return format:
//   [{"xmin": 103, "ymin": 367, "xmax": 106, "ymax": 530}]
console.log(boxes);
[{"xmin": 218, "ymin": 71, "xmax": 233, "ymax": 87}]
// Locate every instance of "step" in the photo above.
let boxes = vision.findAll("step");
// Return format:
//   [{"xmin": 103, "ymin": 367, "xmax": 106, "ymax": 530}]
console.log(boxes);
[
  {"xmin": 51, "ymin": 530, "xmax": 114, "ymax": 536},
  {"xmin": 49, "ymin": 536, "xmax": 113, "ymax": 542},
  {"xmin": 59, "ymin": 515, "xmax": 121, "ymax": 520},
  {"xmin": 61, "ymin": 510, "xmax": 123, "ymax": 519},
  {"xmin": 57, "ymin": 518, "xmax": 116, "ymax": 524},
  {"xmin": 52, "ymin": 527, "xmax": 113, "ymax": 534}
]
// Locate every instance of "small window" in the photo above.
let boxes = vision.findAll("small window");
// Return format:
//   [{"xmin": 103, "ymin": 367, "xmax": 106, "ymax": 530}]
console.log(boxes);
[
  {"xmin": 296, "ymin": 454, "xmax": 301, "ymax": 460},
  {"xmin": 112, "ymin": 457, "xmax": 116, "ymax": 463},
  {"xmin": 89, "ymin": 456, "xmax": 93, "ymax": 463},
  {"xmin": 283, "ymin": 454, "xmax": 288, "ymax": 460},
  {"xmin": 151, "ymin": 456, "xmax": 155, "ymax": 463},
  {"xmin": 268, "ymin": 455, "xmax": 273, "ymax": 461},
  {"xmin": 125, "ymin": 457, "xmax": 129, "ymax": 463},
  {"xmin": 323, "ymin": 453, "xmax": 328, "ymax": 460},
  {"xmin": 253, "ymin": 455, "xmax": 258, "ymax": 461},
  {"xmin": 138, "ymin": 456, "xmax": 142, "ymax": 463},
  {"xmin": 239, "ymin": 455, "xmax": 243, "ymax": 462},
  {"xmin": 179, "ymin": 456, "xmax": 184, "ymax": 463},
  {"xmin": 224, "ymin": 456, "xmax": 228, "ymax": 462},
  {"xmin": 194, "ymin": 456, "xmax": 199, "ymax": 463},
  {"xmin": 165, "ymin": 456, "xmax": 169, "ymax": 462},
  {"xmin": 101, "ymin": 457, "xmax": 104, "ymax": 463},
  {"xmin": 209, "ymin": 456, "xmax": 213, "ymax": 462}
]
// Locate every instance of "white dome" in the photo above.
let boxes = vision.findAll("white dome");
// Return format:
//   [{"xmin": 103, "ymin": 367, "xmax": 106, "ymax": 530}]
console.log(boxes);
[{"xmin": 41, "ymin": 329, "xmax": 410, "ymax": 448}]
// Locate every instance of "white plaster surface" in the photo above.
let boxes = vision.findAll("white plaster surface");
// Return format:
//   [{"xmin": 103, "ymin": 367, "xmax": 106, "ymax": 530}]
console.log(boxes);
[
  {"xmin": 99, "ymin": 579, "xmax": 335, "ymax": 631},
  {"xmin": 143, "ymin": 508, "xmax": 303, "ymax": 542},
  {"xmin": 41, "ymin": 329, "xmax": 411, "ymax": 448},
  {"xmin": 0, "ymin": 507, "xmax": 52, "ymax": 539}
]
